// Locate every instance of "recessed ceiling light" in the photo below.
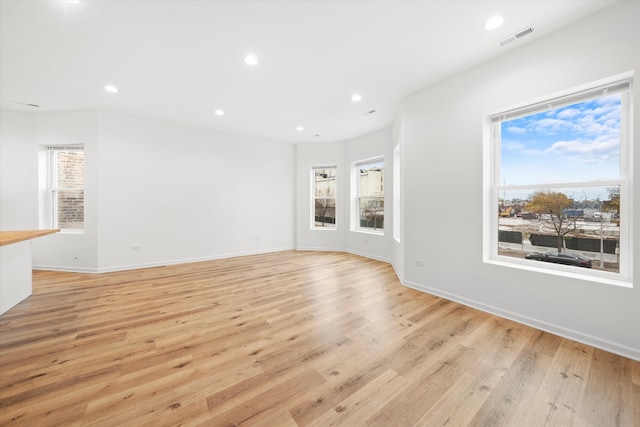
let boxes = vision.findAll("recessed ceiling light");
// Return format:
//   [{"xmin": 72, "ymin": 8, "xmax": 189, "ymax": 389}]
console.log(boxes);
[
  {"xmin": 351, "ymin": 94, "xmax": 362, "ymax": 102},
  {"xmin": 215, "ymin": 109, "xmax": 224, "ymax": 116},
  {"xmin": 484, "ymin": 16, "xmax": 504, "ymax": 31},
  {"xmin": 296, "ymin": 126, "xmax": 304, "ymax": 131},
  {"xmin": 104, "ymin": 85, "xmax": 118, "ymax": 93},
  {"xmin": 244, "ymin": 54, "xmax": 258, "ymax": 66}
]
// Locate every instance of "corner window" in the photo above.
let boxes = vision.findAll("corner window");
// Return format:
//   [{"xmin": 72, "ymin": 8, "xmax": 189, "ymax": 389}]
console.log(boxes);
[
  {"xmin": 484, "ymin": 74, "xmax": 632, "ymax": 286},
  {"xmin": 352, "ymin": 158, "xmax": 384, "ymax": 233},
  {"xmin": 46, "ymin": 145, "xmax": 85, "ymax": 231},
  {"xmin": 312, "ymin": 166, "xmax": 336, "ymax": 229}
]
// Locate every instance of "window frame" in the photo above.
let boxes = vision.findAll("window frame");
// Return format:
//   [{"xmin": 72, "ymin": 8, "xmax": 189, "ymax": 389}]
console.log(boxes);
[
  {"xmin": 45, "ymin": 144, "xmax": 85, "ymax": 233},
  {"xmin": 393, "ymin": 144, "xmax": 401, "ymax": 243},
  {"xmin": 483, "ymin": 73, "xmax": 633, "ymax": 287},
  {"xmin": 351, "ymin": 156, "xmax": 385, "ymax": 235},
  {"xmin": 311, "ymin": 166, "xmax": 337, "ymax": 230}
]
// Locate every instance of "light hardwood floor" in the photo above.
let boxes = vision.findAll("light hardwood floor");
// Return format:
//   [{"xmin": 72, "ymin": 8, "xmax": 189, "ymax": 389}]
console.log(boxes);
[{"xmin": 0, "ymin": 251, "xmax": 638, "ymax": 426}]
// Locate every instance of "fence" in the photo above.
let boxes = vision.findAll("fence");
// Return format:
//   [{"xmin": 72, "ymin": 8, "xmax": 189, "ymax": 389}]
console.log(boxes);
[{"xmin": 528, "ymin": 234, "xmax": 617, "ymax": 254}]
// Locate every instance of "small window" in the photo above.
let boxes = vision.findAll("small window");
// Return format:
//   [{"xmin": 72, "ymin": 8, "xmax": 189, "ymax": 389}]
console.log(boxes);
[
  {"xmin": 312, "ymin": 166, "xmax": 337, "ymax": 229},
  {"xmin": 352, "ymin": 158, "xmax": 384, "ymax": 233},
  {"xmin": 485, "ymin": 74, "xmax": 632, "ymax": 286},
  {"xmin": 47, "ymin": 145, "xmax": 85, "ymax": 231}
]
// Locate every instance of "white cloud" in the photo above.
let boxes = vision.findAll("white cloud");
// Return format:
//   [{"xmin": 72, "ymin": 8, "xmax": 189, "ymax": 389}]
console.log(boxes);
[
  {"xmin": 502, "ymin": 140, "xmax": 525, "ymax": 150},
  {"xmin": 575, "ymin": 112, "xmax": 619, "ymax": 138},
  {"xmin": 545, "ymin": 137, "xmax": 620, "ymax": 166},
  {"xmin": 530, "ymin": 117, "xmax": 574, "ymax": 135},
  {"xmin": 557, "ymin": 108, "xmax": 581, "ymax": 119},
  {"xmin": 505, "ymin": 126, "xmax": 526, "ymax": 134}
]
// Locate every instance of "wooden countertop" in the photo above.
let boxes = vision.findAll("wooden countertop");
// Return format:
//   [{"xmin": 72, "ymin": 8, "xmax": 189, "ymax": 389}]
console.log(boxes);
[{"xmin": 0, "ymin": 229, "xmax": 60, "ymax": 247}]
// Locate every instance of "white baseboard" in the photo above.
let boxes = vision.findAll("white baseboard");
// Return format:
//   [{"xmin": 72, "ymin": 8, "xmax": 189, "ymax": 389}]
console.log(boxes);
[
  {"xmin": 296, "ymin": 246, "xmax": 391, "ymax": 264},
  {"xmin": 33, "ymin": 265, "xmax": 97, "ymax": 273},
  {"xmin": 402, "ymin": 279, "xmax": 640, "ymax": 362},
  {"xmin": 345, "ymin": 248, "xmax": 391, "ymax": 264},
  {"xmin": 96, "ymin": 246, "xmax": 295, "ymax": 273},
  {"xmin": 295, "ymin": 246, "xmax": 346, "ymax": 254},
  {"xmin": 33, "ymin": 246, "xmax": 294, "ymax": 274}
]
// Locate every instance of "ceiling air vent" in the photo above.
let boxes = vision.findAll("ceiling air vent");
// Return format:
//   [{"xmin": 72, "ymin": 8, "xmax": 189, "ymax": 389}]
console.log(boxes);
[
  {"xmin": 498, "ymin": 24, "xmax": 535, "ymax": 46},
  {"xmin": 12, "ymin": 100, "xmax": 40, "ymax": 108}
]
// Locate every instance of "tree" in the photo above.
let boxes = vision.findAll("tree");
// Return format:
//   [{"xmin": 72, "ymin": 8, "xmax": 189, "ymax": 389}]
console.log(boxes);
[
  {"xmin": 314, "ymin": 169, "xmax": 336, "ymax": 226},
  {"xmin": 602, "ymin": 186, "xmax": 620, "ymax": 217},
  {"xmin": 527, "ymin": 190, "xmax": 576, "ymax": 252},
  {"xmin": 314, "ymin": 198, "xmax": 335, "ymax": 226},
  {"xmin": 362, "ymin": 198, "xmax": 383, "ymax": 229}
]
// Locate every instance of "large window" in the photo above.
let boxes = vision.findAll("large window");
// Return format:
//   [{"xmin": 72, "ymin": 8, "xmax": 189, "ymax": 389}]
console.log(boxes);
[
  {"xmin": 47, "ymin": 145, "xmax": 85, "ymax": 231},
  {"xmin": 312, "ymin": 166, "xmax": 337, "ymax": 229},
  {"xmin": 353, "ymin": 158, "xmax": 384, "ymax": 232},
  {"xmin": 485, "ymin": 74, "xmax": 632, "ymax": 286}
]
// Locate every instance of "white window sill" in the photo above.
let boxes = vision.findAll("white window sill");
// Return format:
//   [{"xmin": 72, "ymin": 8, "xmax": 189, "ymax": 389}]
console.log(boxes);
[
  {"xmin": 485, "ymin": 256, "xmax": 632, "ymax": 289},
  {"xmin": 58, "ymin": 229, "xmax": 85, "ymax": 235},
  {"xmin": 352, "ymin": 228, "xmax": 384, "ymax": 236}
]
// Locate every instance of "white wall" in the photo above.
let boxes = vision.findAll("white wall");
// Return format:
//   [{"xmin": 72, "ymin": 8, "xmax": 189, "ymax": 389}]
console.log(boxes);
[
  {"xmin": 400, "ymin": 1, "xmax": 640, "ymax": 360},
  {"xmin": 343, "ymin": 127, "xmax": 394, "ymax": 262},
  {"xmin": 0, "ymin": 110, "xmax": 294, "ymax": 272},
  {"xmin": 95, "ymin": 112, "xmax": 294, "ymax": 271},
  {"xmin": 0, "ymin": 110, "xmax": 36, "ymax": 230},
  {"xmin": 294, "ymin": 127, "xmax": 394, "ymax": 262},
  {"xmin": 294, "ymin": 141, "xmax": 346, "ymax": 252},
  {"xmin": 1, "ymin": 110, "xmax": 99, "ymax": 271}
]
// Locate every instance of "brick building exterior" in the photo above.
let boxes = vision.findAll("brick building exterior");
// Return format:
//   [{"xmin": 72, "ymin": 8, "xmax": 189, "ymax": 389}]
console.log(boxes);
[{"xmin": 54, "ymin": 150, "xmax": 84, "ymax": 229}]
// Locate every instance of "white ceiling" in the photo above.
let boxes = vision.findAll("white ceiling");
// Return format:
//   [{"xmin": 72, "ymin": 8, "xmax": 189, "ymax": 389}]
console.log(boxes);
[{"xmin": 0, "ymin": 0, "xmax": 619, "ymax": 143}]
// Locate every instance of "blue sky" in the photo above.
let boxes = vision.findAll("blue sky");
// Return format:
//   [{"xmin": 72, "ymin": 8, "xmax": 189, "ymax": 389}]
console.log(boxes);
[{"xmin": 500, "ymin": 94, "xmax": 621, "ymax": 195}]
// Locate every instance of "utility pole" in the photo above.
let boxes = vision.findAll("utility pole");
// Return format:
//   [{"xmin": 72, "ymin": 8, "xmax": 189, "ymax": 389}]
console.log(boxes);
[{"xmin": 599, "ymin": 198, "xmax": 604, "ymax": 270}]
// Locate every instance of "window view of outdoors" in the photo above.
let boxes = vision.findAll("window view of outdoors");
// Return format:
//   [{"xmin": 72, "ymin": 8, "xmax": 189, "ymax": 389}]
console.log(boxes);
[
  {"xmin": 51, "ymin": 149, "xmax": 85, "ymax": 230},
  {"xmin": 499, "ymin": 94, "xmax": 621, "ymax": 272},
  {"xmin": 313, "ymin": 167, "xmax": 336, "ymax": 228},
  {"xmin": 358, "ymin": 161, "xmax": 384, "ymax": 230}
]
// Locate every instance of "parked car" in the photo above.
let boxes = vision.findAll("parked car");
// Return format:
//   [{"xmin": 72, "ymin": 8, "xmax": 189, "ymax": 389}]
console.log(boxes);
[{"xmin": 525, "ymin": 251, "xmax": 592, "ymax": 268}]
